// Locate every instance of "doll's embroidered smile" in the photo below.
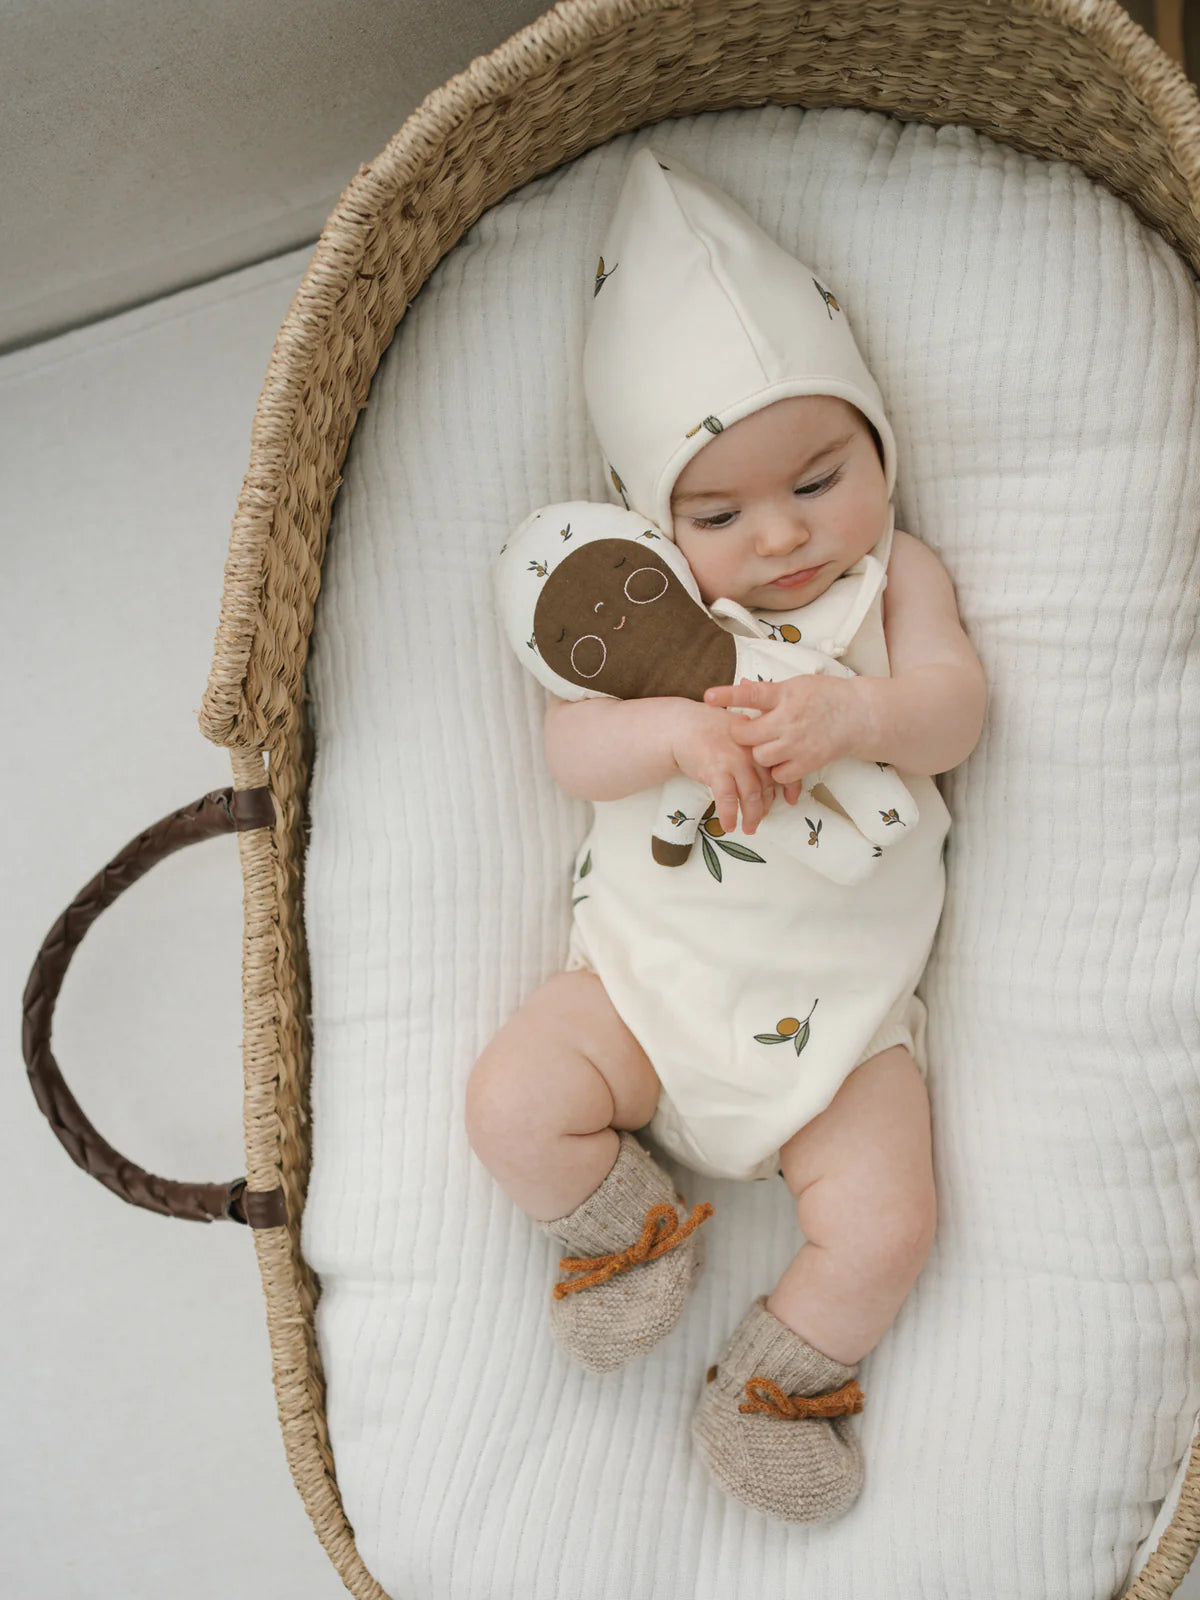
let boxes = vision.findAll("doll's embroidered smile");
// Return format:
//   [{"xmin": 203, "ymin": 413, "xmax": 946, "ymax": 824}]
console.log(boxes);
[{"xmin": 589, "ymin": 601, "xmax": 628, "ymax": 628}]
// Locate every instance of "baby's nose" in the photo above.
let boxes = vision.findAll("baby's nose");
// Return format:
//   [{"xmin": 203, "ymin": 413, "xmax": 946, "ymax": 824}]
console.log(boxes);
[{"xmin": 756, "ymin": 515, "xmax": 808, "ymax": 554}]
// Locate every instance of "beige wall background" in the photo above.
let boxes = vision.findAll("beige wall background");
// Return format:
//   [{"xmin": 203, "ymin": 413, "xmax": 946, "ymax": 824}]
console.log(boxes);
[
  {"xmin": 3, "ymin": 1, "xmax": 1195, "ymax": 356},
  {"xmin": 2, "ymin": 0, "xmax": 550, "ymax": 353}
]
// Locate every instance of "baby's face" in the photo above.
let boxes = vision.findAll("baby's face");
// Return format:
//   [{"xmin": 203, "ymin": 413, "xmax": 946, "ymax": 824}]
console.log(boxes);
[{"xmin": 669, "ymin": 395, "xmax": 888, "ymax": 609}]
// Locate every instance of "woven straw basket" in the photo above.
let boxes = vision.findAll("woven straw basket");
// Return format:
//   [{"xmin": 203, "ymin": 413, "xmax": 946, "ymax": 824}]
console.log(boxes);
[{"xmin": 20, "ymin": 1, "xmax": 1200, "ymax": 1595}]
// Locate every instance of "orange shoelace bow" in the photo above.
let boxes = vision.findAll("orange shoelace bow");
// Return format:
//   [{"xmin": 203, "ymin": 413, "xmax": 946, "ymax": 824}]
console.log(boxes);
[
  {"xmin": 739, "ymin": 1375, "xmax": 866, "ymax": 1420},
  {"xmin": 552, "ymin": 1199, "xmax": 715, "ymax": 1300}
]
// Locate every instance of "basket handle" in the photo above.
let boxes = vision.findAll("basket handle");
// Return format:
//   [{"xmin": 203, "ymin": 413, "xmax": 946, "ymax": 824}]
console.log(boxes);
[{"xmin": 20, "ymin": 785, "xmax": 286, "ymax": 1227}]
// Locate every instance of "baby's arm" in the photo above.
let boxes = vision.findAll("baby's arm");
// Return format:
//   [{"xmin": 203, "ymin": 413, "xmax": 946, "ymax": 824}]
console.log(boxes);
[
  {"xmin": 544, "ymin": 695, "xmax": 783, "ymax": 835},
  {"xmin": 859, "ymin": 530, "xmax": 986, "ymax": 777},
  {"xmin": 704, "ymin": 534, "xmax": 984, "ymax": 785}
]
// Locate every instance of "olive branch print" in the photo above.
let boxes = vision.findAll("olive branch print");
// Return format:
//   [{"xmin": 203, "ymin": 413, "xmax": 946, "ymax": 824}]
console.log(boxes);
[
  {"xmin": 571, "ymin": 848, "xmax": 593, "ymax": 907},
  {"xmin": 762, "ymin": 618, "xmax": 803, "ymax": 644},
  {"xmin": 594, "ymin": 256, "xmax": 617, "ymax": 296},
  {"xmin": 684, "ymin": 801, "xmax": 766, "ymax": 883},
  {"xmin": 754, "ymin": 999, "xmax": 819, "ymax": 1056}
]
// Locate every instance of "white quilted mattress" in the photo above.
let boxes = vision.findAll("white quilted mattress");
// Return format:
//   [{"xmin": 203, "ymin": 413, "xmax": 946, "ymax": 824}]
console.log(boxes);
[{"xmin": 300, "ymin": 105, "xmax": 1200, "ymax": 1599}]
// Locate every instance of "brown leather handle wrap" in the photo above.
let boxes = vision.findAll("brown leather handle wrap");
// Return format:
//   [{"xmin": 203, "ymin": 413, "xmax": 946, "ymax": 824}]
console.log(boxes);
[{"xmin": 20, "ymin": 785, "xmax": 287, "ymax": 1227}]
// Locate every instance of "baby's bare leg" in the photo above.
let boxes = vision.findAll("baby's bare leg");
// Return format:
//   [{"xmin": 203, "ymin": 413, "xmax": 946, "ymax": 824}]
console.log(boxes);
[
  {"xmin": 768, "ymin": 1046, "xmax": 936, "ymax": 1366},
  {"xmin": 465, "ymin": 971, "xmax": 662, "ymax": 1223}
]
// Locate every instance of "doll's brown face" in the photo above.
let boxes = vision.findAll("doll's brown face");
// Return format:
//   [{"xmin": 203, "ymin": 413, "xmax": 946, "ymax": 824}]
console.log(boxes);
[{"xmin": 533, "ymin": 537, "xmax": 729, "ymax": 699}]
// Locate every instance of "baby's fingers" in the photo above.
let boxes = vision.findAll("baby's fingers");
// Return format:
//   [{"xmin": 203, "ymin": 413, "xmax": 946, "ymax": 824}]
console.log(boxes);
[
  {"xmin": 710, "ymin": 777, "xmax": 741, "ymax": 835},
  {"xmin": 705, "ymin": 679, "xmax": 779, "ymax": 712},
  {"xmin": 736, "ymin": 765, "xmax": 775, "ymax": 835},
  {"xmin": 725, "ymin": 712, "xmax": 770, "ymax": 747}
]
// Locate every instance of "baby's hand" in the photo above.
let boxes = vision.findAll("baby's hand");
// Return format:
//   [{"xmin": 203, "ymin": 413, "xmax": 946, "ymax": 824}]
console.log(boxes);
[
  {"xmin": 704, "ymin": 675, "xmax": 868, "ymax": 787},
  {"xmin": 670, "ymin": 702, "xmax": 779, "ymax": 835}
]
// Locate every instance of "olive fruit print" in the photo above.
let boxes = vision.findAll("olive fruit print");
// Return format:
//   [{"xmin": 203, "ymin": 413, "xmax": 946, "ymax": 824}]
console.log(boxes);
[
  {"xmin": 762, "ymin": 618, "xmax": 803, "ymax": 644},
  {"xmin": 755, "ymin": 999, "xmax": 819, "ymax": 1056}
]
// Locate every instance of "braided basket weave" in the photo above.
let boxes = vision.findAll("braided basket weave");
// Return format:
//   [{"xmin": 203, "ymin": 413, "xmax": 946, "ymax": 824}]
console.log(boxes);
[{"xmin": 197, "ymin": 3, "xmax": 1200, "ymax": 1594}]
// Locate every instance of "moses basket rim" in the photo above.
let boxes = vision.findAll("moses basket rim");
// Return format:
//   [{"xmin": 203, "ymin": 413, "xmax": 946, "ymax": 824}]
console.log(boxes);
[{"xmin": 203, "ymin": 3, "xmax": 1200, "ymax": 1597}]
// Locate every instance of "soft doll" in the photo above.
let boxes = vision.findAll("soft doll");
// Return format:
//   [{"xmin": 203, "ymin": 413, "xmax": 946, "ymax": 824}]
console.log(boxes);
[{"xmin": 495, "ymin": 498, "xmax": 919, "ymax": 887}]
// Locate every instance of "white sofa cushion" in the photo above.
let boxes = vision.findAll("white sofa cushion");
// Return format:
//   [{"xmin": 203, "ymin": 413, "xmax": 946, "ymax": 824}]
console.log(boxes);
[{"xmin": 301, "ymin": 103, "xmax": 1200, "ymax": 1599}]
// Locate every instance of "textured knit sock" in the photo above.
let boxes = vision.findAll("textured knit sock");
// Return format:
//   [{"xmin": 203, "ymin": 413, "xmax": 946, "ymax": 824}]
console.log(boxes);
[
  {"xmin": 692, "ymin": 1293, "xmax": 865, "ymax": 1523},
  {"xmin": 536, "ymin": 1130, "xmax": 713, "ymax": 1374}
]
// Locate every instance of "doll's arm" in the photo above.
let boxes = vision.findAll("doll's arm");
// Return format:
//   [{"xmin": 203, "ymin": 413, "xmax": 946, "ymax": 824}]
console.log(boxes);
[{"xmin": 651, "ymin": 773, "xmax": 713, "ymax": 864}]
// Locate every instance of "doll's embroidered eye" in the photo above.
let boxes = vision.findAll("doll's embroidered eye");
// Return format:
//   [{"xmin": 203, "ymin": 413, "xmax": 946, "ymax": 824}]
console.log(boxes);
[
  {"xmin": 625, "ymin": 567, "xmax": 668, "ymax": 603},
  {"xmin": 556, "ymin": 628, "xmax": 566, "ymax": 641}
]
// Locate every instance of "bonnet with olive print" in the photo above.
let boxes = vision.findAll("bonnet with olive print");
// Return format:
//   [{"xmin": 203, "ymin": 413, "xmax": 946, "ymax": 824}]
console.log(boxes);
[{"xmin": 582, "ymin": 146, "xmax": 898, "ymax": 541}]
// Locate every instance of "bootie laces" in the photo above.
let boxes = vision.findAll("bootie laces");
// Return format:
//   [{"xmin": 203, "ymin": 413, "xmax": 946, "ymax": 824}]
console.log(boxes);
[{"xmin": 553, "ymin": 1199, "xmax": 714, "ymax": 1299}]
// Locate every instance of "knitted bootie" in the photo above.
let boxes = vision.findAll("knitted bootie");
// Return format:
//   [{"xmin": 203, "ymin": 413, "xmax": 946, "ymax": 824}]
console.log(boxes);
[
  {"xmin": 536, "ymin": 1130, "xmax": 713, "ymax": 1374},
  {"xmin": 692, "ymin": 1294, "xmax": 866, "ymax": 1523}
]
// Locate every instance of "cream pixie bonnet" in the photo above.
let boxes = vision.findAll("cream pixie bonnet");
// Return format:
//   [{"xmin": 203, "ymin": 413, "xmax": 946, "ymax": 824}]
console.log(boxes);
[{"xmin": 582, "ymin": 144, "xmax": 897, "ymax": 539}]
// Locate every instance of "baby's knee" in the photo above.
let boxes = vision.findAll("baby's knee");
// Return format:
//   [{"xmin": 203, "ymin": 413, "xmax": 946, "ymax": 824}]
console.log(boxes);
[
  {"xmin": 868, "ymin": 1185, "xmax": 937, "ymax": 1277},
  {"xmin": 463, "ymin": 974, "xmax": 615, "ymax": 1153},
  {"xmin": 802, "ymin": 1170, "xmax": 936, "ymax": 1283}
]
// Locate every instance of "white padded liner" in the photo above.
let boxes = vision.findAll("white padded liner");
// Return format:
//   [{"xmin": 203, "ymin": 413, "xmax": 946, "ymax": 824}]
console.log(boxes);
[{"xmin": 301, "ymin": 106, "xmax": 1200, "ymax": 1599}]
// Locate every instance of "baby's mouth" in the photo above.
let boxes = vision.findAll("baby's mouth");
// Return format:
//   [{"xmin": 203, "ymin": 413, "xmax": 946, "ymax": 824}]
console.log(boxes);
[
  {"xmin": 613, "ymin": 615, "xmax": 626, "ymax": 630},
  {"xmin": 770, "ymin": 563, "xmax": 825, "ymax": 590}
]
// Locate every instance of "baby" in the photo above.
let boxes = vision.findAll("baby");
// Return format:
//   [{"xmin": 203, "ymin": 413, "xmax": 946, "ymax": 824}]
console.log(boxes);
[{"xmin": 466, "ymin": 149, "xmax": 986, "ymax": 1525}]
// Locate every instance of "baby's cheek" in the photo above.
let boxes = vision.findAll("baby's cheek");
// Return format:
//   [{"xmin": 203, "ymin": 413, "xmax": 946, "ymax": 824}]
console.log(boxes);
[{"xmin": 689, "ymin": 561, "xmax": 721, "ymax": 606}]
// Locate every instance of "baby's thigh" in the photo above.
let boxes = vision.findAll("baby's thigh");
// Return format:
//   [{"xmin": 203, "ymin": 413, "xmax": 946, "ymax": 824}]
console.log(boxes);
[
  {"xmin": 777, "ymin": 1045, "xmax": 935, "ymax": 1248},
  {"xmin": 471, "ymin": 970, "xmax": 661, "ymax": 1133}
]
